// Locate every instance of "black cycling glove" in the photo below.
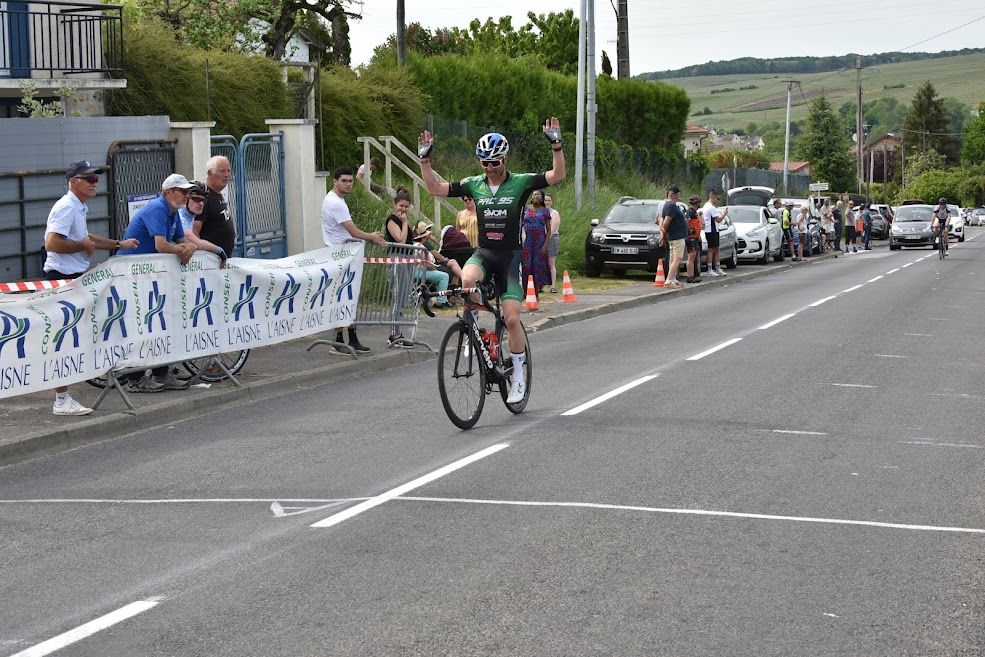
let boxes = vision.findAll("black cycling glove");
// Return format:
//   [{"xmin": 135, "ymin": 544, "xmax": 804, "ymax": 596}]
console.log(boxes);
[
  {"xmin": 544, "ymin": 126, "xmax": 562, "ymax": 145},
  {"xmin": 418, "ymin": 140, "xmax": 434, "ymax": 159}
]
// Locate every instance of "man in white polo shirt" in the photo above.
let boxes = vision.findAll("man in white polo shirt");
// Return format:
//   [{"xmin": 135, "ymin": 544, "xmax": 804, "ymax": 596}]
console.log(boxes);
[
  {"xmin": 42, "ymin": 160, "xmax": 139, "ymax": 415},
  {"xmin": 321, "ymin": 166, "xmax": 386, "ymax": 354}
]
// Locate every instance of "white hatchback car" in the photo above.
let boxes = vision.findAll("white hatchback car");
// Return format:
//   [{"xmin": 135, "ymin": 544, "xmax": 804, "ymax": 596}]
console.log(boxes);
[
  {"xmin": 730, "ymin": 205, "xmax": 785, "ymax": 263},
  {"xmin": 948, "ymin": 205, "xmax": 965, "ymax": 242}
]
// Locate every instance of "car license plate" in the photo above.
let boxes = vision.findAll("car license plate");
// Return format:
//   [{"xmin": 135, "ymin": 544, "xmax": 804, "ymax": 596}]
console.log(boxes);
[
  {"xmin": 612, "ymin": 246, "xmax": 639, "ymax": 255},
  {"xmin": 905, "ymin": 235, "xmax": 921, "ymax": 240}
]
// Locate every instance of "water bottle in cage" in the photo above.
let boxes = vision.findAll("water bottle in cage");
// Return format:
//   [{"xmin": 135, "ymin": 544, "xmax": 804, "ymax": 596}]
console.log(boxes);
[{"xmin": 487, "ymin": 332, "xmax": 499, "ymax": 360}]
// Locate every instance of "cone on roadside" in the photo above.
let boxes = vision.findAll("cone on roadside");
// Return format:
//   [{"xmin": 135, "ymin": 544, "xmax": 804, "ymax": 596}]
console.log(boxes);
[
  {"xmin": 653, "ymin": 259, "xmax": 665, "ymax": 288},
  {"xmin": 560, "ymin": 270, "xmax": 578, "ymax": 302},
  {"xmin": 524, "ymin": 275, "xmax": 539, "ymax": 310}
]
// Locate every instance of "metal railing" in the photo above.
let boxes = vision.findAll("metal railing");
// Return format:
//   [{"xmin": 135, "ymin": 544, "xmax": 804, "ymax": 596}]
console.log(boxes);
[{"xmin": 0, "ymin": 1, "xmax": 124, "ymax": 78}]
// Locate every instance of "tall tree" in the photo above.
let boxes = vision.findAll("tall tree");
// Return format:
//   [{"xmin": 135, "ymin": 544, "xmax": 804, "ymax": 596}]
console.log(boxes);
[
  {"xmin": 961, "ymin": 102, "xmax": 985, "ymax": 166},
  {"xmin": 798, "ymin": 94, "xmax": 855, "ymax": 191},
  {"xmin": 903, "ymin": 81, "xmax": 952, "ymax": 158}
]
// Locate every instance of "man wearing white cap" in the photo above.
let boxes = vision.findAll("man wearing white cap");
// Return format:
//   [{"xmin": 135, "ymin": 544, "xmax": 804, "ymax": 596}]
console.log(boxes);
[{"xmin": 118, "ymin": 173, "xmax": 200, "ymax": 392}]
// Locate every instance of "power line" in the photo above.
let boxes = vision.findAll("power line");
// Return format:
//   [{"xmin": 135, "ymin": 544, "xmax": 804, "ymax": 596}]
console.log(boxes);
[{"xmin": 895, "ymin": 14, "xmax": 985, "ymax": 51}]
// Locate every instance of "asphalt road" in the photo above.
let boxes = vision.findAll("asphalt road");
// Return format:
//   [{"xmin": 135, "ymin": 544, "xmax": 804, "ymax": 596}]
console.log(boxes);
[{"xmin": 2, "ymin": 232, "xmax": 985, "ymax": 656}]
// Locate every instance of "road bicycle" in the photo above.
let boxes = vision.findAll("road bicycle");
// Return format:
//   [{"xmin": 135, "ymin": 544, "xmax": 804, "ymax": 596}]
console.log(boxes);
[
  {"xmin": 85, "ymin": 349, "xmax": 250, "ymax": 388},
  {"xmin": 421, "ymin": 282, "xmax": 532, "ymax": 429},
  {"xmin": 938, "ymin": 226, "xmax": 949, "ymax": 260}
]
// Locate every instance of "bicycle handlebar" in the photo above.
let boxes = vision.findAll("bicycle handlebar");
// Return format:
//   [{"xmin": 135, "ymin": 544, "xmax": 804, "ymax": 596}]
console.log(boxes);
[{"xmin": 418, "ymin": 283, "xmax": 497, "ymax": 318}]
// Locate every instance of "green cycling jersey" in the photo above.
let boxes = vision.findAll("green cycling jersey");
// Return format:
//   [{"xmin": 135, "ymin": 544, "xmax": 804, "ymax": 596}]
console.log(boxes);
[{"xmin": 448, "ymin": 172, "xmax": 548, "ymax": 250}]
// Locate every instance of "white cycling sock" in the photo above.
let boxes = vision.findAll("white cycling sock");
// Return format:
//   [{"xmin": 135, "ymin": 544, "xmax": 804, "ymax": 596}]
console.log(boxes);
[{"xmin": 511, "ymin": 352, "xmax": 525, "ymax": 382}]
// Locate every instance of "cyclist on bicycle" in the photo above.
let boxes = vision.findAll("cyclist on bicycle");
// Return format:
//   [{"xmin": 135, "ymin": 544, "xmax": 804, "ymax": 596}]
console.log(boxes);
[
  {"xmin": 932, "ymin": 197, "xmax": 951, "ymax": 253},
  {"xmin": 418, "ymin": 118, "xmax": 565, "ymax": 403}
]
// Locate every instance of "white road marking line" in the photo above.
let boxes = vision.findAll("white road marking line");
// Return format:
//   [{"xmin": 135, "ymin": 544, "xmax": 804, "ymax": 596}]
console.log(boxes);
[
  {"xmin": 904, "ymin": 333, "xmax": 933, "ymax": 337},
  {"xmin": 930, "ymin": 392, "xmax": 985, "ymax": 400},
  {"xmin": 832, "ymin": 383, "xmax": 876, "ymax": 388},
  {"xmin": 758, "ymin": 313, "xmax": 796, "ymax": 330},
  {"xmin": 11, "ymin": 598, "xmax": 162, "ymax": 657},
  {"xmin": 927, "ymin": 317, "xmax": 949, "ymax": 321},
  {"xmin": 0, "ymin": 498, "xmax": 366, "ymax": 505},
  {"xmin": 769, "ymin": 429, "xmax": 828, "ymax": 436},
  {"xmin": 809, "ymin": 296, "xmax": 837, "ymax": 307},
  {"xmin": 310, "ymin": 444, "xmax": 509, "ymax": 528},
  {"xmin": 867, "ymin": 275, "xmax": 884, "ymax": 282},
  {"xmin": 886, "ymin": 268, "xmax": 900, "ymax": 274},
  {"xmin": 397, "ymin": 497, "xmax": 985, "ymax": 535},
  {"xmin": 840, "ymin": 284, "xmax": 864, "ymax": 293},
  {"xmin": 871, "ymin": 354, "xmax": 908, "ymax": 358},
  {"xmin": 562, "ymin": 375, "xmax": 658, "ymax": 416},
  {"xmin": 686, "ymin": 338, "xmax": 742, "ymax": 361},
  {"xmin": 900, "ymin": 441, "xmax": 983, "ymax": 449},
  {"xmin": 902, "ymin": 262, "xmax": 913, "ymax": 268}
]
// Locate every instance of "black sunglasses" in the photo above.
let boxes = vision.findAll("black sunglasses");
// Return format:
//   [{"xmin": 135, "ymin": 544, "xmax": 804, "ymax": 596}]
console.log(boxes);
[
  {"xmin": 480, "ymin": 159, "xmax": 503, "ymax": 168},
  {"xmin": 74, "ymin": 175, "xmax": 99, "ymax": 184}
]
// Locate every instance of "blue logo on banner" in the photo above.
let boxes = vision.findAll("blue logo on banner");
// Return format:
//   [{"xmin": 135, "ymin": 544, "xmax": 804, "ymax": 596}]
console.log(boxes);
[
  {"xmin": 54, "ymin": 300, "xmax": 83, "ymax": 351},
  {"xmin": 0, "ymin": 310, "xmax": 31, "ymax": 359},
  {"xmin": 234, "ymin": 275, "xmax": 258, "ymax": 321},
  {"xmin": 190, "ymin": 278, "xmax": 214, "ymax": 327},
  {"xmin": 335, "ymin": 267, "xmax": 357, "ymax": 302},
  {"xmin": 102, "ymin": 286, "xmax": 128, "ymax": 340},
  {"xmin": 309, "ymin": 269, "xmax": 332, "ymax": 309},
  {"xmin": 273, "ymin": 274, "xmax": 300, "ymax": 316},
  {"xmin": 146, "ymin": 281, "xmax": 167, "ymax": 332}
]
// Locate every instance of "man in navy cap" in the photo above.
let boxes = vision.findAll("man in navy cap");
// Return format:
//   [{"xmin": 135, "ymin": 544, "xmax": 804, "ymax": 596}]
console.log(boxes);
[{"xmin": 42, "ymin": 160, "xmax": 139, "ymax": 416}]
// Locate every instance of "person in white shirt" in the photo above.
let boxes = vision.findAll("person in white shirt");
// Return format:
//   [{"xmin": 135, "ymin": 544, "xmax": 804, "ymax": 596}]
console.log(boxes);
[
  {"xmin": 701, "ymin": 189, "xmax": 730, "ymax": 277},
  {"xmin": 321, "ymin": 166, "xmax": 386, "ymax": 354}
]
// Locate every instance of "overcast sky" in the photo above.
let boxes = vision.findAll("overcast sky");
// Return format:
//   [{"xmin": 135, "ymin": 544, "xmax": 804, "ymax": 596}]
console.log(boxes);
[{"xmin": 347, "ymin": 0, "xmax": 985, "ymax": 76}]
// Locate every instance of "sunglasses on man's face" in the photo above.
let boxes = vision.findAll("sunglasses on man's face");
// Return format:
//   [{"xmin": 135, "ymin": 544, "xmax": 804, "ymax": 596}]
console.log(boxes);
[
  {"xmin": 188, "ymin": 196, "xmax": 207, "ymax": 203},
  {"xmin": 480, "ymin": 159, "xmax": 503, "ymax": 168},
  {"xmin": 74, "ymin": 175, "xmax": 99, "ymax": 184},
  {"xmin": 172, "ymin": 188, "xmax": 192, "ymax": 196}
]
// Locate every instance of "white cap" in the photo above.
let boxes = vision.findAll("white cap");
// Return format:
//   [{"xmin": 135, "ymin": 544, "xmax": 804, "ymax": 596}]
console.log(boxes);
[{"xmin": 162, "ymin": 173, "xmax": 193, "ymax": 190}]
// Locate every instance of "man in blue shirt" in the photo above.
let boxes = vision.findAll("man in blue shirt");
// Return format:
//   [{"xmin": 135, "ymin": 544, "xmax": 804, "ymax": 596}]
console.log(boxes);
[
  {"xmin": 118, "ymin": 173, "xmax": 198, "ymax": 265},
  {"xmin": 658, "ymin": 186, "xmax": 687, "ymax": 288},
  {"xmin": 118, "ymin": 174, "xmax": 199, "ymax": 392}
]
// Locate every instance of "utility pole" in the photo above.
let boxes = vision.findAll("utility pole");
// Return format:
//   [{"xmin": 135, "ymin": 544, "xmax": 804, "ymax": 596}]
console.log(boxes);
[
  {"xmin": 615, "ymin": 0, "xmax": 629, "ymax": 80},
  {"xmin": 396, "ymin": 0, "xmax": 406, "ymax": 67},
  {"xmin": 575, "ymin": 0, "xmax": 586, "ymax": 209},
  {"xmin": 901, "ymin": 129, "xmax": 906, "ymax": 189},
  {"xmin": 862, "ymin": 122, "xmax": 870, "ymax": 200},
  {"xmin": 782, "ymin": 79, "xmax": 798, "ymax": 195},
  {"xmin": 856, "ymin": 55, "xmax": 863, "ymax": 194},
  {"xmin": 586, "ymin": 0, "xmax": 597, "ymax": 204}
]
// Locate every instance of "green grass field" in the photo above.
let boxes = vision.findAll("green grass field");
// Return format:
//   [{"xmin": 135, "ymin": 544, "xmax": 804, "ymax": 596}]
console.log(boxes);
[{"xmin": 669, "ymin": 53, "xmax": 985, "ymax": 132}]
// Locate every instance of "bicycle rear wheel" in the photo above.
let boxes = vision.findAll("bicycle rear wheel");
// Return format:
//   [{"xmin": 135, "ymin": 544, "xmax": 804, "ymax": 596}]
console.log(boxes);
[
  {"xmin": 438, "ymin": 321, "xmax": 486, "ymax": 429},
  {"xmin": 497, "ymin": 322, "xmax": 531, "ymax": 414},
  {"xmin": 183, "ymin": 349, "xmax": 250, "ymax": 382},
  {"xmin": 939, "ymin": 235, "xmax": 946, "ymax": 259}
]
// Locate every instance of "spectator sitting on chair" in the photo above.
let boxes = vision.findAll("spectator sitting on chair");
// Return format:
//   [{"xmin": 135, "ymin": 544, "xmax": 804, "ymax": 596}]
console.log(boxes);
[
  {"xmin": 42, "ymin": 160, "xmax": 139, "ymax": 416},
  {"xmin": 118, "ymin": 173, "xmax": 202, "ymax": 392},
  {"xmin": 413, "ymin": 221, "xmax": 461, "ymax": 306},
  {"xmin": 438, "ymin": 224, "xmax": 474, "ymax": 271}
]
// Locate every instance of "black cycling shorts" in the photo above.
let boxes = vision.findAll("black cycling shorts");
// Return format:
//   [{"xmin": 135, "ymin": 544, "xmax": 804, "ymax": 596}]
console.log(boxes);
[{"xmin": 464, "ymin": 248, "xmax": 524, "ymax": 303}]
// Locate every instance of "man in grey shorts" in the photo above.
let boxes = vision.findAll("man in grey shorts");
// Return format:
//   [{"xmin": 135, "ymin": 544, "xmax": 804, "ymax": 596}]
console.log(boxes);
[{"xmin": 544, "ymin": 192, "xmax": 561, "ymax": 292}]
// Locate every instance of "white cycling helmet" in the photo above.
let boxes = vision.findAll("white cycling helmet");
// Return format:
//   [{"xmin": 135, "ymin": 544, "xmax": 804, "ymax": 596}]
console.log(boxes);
[{"xmin": 476, "ymin": 133, "xmax": 510, "ymax": 160}]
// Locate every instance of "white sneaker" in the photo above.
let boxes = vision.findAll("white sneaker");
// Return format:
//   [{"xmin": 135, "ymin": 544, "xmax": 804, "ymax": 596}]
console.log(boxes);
[
  {"xmin": 715, "ymin": 267, "xmax": 727, "ymax": 276},
  {"xmin": 706, "ymin": 269, "xmax": 721, "ymax": 277},
  {"xmin": 506, "ymin": 379, "xmax": 526, "ymax": 404},
  {"xmin": 53, "ymin": 397, "xmax": 93, "ymax": 416}
]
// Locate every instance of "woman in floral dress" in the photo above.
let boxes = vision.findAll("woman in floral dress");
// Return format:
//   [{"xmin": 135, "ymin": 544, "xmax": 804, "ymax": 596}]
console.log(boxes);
[{"xmin": 522, "ymin": 190, "xmax": 553, "ymax": 295}]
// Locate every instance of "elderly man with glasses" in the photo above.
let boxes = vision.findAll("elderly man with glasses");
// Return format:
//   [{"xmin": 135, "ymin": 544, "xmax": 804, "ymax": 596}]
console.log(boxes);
[
  {"xmin": 117, "ymin": 173, "xmax": 201, "ymax": 392},
  {"xmin": 41, "ymin": 160, "xmax": 140, "ymax": 416}
]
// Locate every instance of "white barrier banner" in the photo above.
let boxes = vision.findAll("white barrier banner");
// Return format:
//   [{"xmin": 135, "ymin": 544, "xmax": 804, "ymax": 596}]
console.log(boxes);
[{"xmin": 0, "ymin": 243, "xmax": 364, "ymax": 399}]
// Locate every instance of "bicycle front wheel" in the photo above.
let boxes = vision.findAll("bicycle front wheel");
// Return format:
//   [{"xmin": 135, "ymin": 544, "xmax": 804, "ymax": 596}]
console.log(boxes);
[
  {"xmin": 497, "ymin": 322, "xmax": 531, "ymax": 414},
  {"xmin": 183, "ymin": 350, "xmax": 250, "ymax": 382},
  {"xmin": 438, "ymin": 322, "xmax": 486, "ymax": 429}
]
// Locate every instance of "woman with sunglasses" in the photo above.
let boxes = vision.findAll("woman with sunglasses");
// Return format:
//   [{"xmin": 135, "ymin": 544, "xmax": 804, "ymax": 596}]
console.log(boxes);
[
  {"xmin": 456, "ymin": 195, "xmax": 478, "ymax": 248},
  {"xmin": 418, "ymin": 117, "xmax": 565, "ymax": 405}
]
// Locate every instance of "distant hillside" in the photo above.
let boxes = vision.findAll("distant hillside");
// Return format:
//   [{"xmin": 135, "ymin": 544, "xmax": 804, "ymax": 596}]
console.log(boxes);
[{"xmin": 638, "ymin": 49, "xmax": 985, "ymax": 80}]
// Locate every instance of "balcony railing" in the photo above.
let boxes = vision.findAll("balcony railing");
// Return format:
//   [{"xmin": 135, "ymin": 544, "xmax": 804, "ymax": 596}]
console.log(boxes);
[{"xmin": 0, "ymin": 1, "xmax": 124, "ymax": 78}]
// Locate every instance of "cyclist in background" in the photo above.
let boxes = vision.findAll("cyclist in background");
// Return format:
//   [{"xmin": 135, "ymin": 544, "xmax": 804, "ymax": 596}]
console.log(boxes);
[
  {"xmin": 418, "ymin": 118, "xmax": 566, "ymax": 403},
  {"xmin": 932, "ymin": 197, "xmax": 951, "ymax": 254}
]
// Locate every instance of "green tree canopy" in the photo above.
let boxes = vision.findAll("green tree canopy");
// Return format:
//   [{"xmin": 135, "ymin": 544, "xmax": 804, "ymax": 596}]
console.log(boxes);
[
  {"xmin": 903, "ymin": 81, "xmax": 956, "ymax": 161},
  {"xmin": 798, "ymin": 94, "xmax": 855, "ymax": 191},
  {"xmin": 961, "ymin": 102, "xmax": 985, "ymax": 166}
]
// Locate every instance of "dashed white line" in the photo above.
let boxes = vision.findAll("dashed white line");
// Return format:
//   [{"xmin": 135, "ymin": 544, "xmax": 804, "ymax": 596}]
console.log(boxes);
[
  {"xmin": 900, "ymin": 441, "xmax": 983, "ymax": 449},
  {"xmin": 562, "ymin": 375, "xmax": 658, "ymax": 416},
  {"xmin": 809, "ymin": 296, "xmax": 837, "ymax": 307},
  {"xmin": 11, "ymin": 598, "xmax": 162, "ymax": 657},
  {"xmin": 867, "ymin": 275, "xmax": 884, "ymax": 282},
  {"xmin": 902, "ymin": 262, "xmax": 913, "ymax": 268},
  {"xmin": 872, "ymin": 354, "xmax": 908, "ymax": 359},
  {"xmin": 686, "ymin": 338, "xmax": 743, "ymax": 361},
  {"xmin": 310, "ymin": 443, "xmax": 509, "ymax": 528},
  {"xmin": 758, "ymin": 313, "xmax": 796, "ymax": 330},
  {"xmin": 832, "ymin": 383, "xmax": 876, "ymax": 388},
  {"xmin": 904, "ymin": 333, "xmax": 933, "ymax": 337},
  {"xmin": 886, "ymin": 268, "xmax": 900, "ymax": 274},
  {"xmin": 769, "ymin": 429, "xmax": 828, "ymax": 436},
  {"xmin": 840, "ymin": 284, "xmax": 864, "ymax": 293}
]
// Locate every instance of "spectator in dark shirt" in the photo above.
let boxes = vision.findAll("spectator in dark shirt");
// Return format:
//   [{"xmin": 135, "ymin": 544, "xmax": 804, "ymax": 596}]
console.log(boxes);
[
  {"xmin": 438, "ymin": 224, "xmax": 474, "ymax": 269},
  {"xmin": 658, "ymin": 186, "xmax": 687, "ymax": 288},
  {"xmin": 194, "ymin": 156, "xmax": 235, "ymax": 256}
]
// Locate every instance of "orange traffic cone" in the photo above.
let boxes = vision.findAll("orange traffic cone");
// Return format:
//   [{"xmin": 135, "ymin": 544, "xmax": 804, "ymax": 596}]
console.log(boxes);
[
  {"xmin": 524, "ymin": 275, "xmax": 539, "ymax": 310},
  {"xmin": 653, "ymin": 259, "xmax": 665, "ymax": 288},
  {"xmin": 560, "ymin": 270, "xmax": 578, "ymax": 302}
]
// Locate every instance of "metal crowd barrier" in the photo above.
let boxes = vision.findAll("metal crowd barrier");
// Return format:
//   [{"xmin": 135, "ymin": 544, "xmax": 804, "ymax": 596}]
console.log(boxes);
[{"xmin": 307, "ymin": 240, "xmax": 433, "ymax": 356}]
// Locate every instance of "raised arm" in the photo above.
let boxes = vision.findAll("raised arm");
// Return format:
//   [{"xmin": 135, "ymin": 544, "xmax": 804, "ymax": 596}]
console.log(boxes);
[
  {"xmin": 543, "ymin": 117, "xmax": 566, "ymax": 186},
  {"xmin": 418, "ymin": 131, "xmax": 450, "ymax": 197}
]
